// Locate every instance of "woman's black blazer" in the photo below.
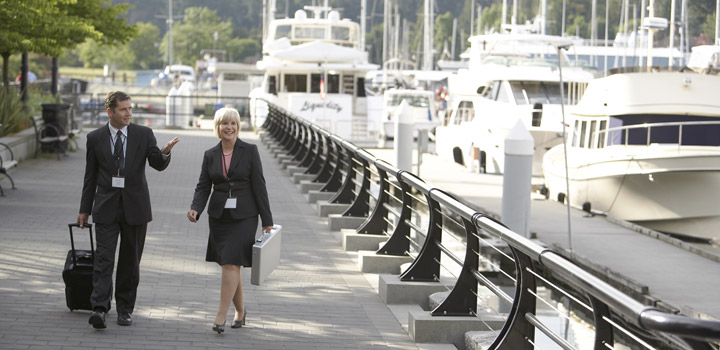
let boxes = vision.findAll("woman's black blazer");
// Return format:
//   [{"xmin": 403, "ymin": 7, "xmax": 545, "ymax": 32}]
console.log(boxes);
[{"xmin": 191, "ymin": 139, "xmax": 273, "ymax": 226}]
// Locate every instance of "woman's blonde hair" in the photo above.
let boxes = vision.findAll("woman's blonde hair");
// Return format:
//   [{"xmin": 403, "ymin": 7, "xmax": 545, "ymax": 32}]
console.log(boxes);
[{"xmin": 213, "ymin": 107, "xmax": 241, "ymax": 139}]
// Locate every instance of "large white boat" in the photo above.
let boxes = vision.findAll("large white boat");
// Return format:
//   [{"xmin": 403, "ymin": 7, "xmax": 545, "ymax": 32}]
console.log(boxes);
[
  {"xmin": 542, "ymin": 69, "xmax": 720, "ymax": 241},
  {"xmin": 249, "ymin": 7, "xmax": 379, "ymax": 142},
  {"xmin": 435, "ymin": 32, "xmax": 596, "ymax": 176},
  {"xmin": 379, "ymin": 89, "xmax": 441, "ymax": 140}
]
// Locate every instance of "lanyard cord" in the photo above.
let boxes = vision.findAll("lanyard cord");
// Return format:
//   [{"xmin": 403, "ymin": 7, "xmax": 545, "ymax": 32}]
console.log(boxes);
[{"xmin": 221, "ymin": 152, "xmax": 232, "ymax": 196}]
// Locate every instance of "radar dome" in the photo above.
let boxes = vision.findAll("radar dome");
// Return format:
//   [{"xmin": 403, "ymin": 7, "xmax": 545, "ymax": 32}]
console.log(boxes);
[{"xmin": 294, "ymin": 10, "xmax": 307, "ymax": 20}]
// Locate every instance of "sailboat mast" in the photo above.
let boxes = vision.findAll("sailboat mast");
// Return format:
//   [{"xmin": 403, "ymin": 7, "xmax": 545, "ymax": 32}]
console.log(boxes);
[
  {"xmin": 361, "ymin": 0, "xmax": 366, "ymax": 50},
  {"xmin": 502, "ymin": 0, "xmax": 508, "ymax": 30},
  {"xmin": 716, "ymin": 0, "xmax": 720, "ymax": 45},
  {"xmin": 423, "ymin": 0, "xmax": 432, "ymax": 70},
  {"xmin": 669, "ymin": 0, "xmax": 676, "ymax": 69}
]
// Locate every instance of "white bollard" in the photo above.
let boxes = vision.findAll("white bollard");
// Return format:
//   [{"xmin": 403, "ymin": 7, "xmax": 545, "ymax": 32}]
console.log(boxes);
[
  {"xmin": 501, "ymin": 120, "xmax": 534, "ymax": 238},
  {"xmin": 393, "ymin": 100, "xmax": 413, "ymax": 172}
]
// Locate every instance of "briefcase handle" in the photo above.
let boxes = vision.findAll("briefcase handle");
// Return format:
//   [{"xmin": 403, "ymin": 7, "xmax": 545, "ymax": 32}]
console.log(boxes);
[
  {"xmin": 68, "ymin": 223, "xmax": 95, "ymax": 267},
  {"xmin": 256, "ymin": 224, "xmax": 282, "ymax": 243}
]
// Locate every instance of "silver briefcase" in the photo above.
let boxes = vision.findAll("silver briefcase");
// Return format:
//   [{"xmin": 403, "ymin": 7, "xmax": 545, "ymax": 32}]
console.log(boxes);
[{"xmin": 251, "ymin": 224, "xmax": 282, "ymax": 285}]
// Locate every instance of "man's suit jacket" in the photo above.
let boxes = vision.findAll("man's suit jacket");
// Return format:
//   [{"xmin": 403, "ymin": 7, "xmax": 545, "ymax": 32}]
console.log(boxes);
[
  {"xmin": 80, "ymin": 123, "xmax": 171, "ymax": 226},
  {"xmin": 190, "ymin": 139, "xmax": 273, "ymax": 227}
]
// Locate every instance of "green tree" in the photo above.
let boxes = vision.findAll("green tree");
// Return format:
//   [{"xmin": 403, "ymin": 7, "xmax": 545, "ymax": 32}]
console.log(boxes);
[
  {"xmin": 77, "ymin": 38, "xmax": 135, "ymax": 69},
  {"xmin": 434, "ymin": 12, "xmax": 454, "ymax": 59},
  {"xmin": 160, "ymin": 7, "xmax": 233, "ymax": 66},
  {"xmin": 128, "ymin": 22, "xmax": 162, "ymax": 69},
  {"xmin": 226, "ymin": 38, "xmax": 261, "ymax": 63},
  {"xmin": 0, "ymin": 0, "xmax": 136, "ymax": 89}
]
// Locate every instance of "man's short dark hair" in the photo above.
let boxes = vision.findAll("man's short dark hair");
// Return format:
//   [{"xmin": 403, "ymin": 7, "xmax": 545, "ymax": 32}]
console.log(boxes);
[{"xmin": 105, "ymin": 91, "xmax": 131, "ymax": 110}]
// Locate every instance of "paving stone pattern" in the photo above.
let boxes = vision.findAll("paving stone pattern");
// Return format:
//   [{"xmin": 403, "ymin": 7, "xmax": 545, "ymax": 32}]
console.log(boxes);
[{"xmin": 0, "ymin": 128, "xmax": 420, "ymax": 350}]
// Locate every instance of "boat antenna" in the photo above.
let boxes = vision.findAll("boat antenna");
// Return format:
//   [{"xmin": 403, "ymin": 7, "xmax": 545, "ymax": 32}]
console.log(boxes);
[{"xmin": 556, "ymin": 43, "xmax": 574, "ymax": 252}]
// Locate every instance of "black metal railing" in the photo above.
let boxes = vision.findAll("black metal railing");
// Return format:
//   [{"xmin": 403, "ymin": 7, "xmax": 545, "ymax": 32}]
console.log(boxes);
[{"xmin": 258, "ymin": 99, "xmax": 720, "ymax": 350}]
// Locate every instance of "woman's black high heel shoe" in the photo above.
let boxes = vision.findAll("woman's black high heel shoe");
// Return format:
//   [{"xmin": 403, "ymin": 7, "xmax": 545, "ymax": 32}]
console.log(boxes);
[
  {"xmin": 231, "ymin": 309, "xmax": 247, "ymax": 329},
  {"xmin": 212, "ymin": 320, "xmax": 226, "ymax": 334}
]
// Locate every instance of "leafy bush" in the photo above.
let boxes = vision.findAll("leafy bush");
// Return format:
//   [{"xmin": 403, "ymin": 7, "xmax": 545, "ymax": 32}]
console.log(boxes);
[{"xmin": 0, "ymin": 88, "xmax": 28, "ymax": 137}]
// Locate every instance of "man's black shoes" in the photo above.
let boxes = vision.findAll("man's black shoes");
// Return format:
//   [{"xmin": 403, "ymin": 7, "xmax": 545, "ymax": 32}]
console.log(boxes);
[
  {"xmin": 117, "ymin": 312, "xmax": 133, "ymax": 326},
  {"xmin": 88, "ymin": 310, "xmax": 107, "ymax": 329}
]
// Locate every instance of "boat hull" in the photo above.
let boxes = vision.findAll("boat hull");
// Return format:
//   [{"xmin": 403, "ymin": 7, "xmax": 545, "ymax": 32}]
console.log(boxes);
[{"xmin": 543, "ymin": 149, "xmax": 720, "ymax": 240}]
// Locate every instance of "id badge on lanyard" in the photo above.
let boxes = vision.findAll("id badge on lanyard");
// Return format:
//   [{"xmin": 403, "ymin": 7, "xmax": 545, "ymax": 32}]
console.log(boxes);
[
  {"xmin": 222, "ymin": 152, "xmax": 235, "ymax": 208},
  {"xmin": 225, "ymin": 188, "xmax": 236, "ymax": 208},
  {"xmin": 112, "ymin": 170, "xmax": 125, "ymax": 188}
]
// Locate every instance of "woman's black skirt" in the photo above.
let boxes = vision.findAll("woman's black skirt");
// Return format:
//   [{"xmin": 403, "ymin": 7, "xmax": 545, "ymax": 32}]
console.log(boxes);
[{"xmin": 206, "ymin": 210, "xmax": 258, "ymax": 267}]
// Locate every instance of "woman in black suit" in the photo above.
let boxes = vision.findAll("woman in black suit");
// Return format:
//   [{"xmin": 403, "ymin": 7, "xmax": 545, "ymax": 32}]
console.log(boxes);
[{"xmin": 187, "ymin": 107, "xmax": 273, "ymax": 333}]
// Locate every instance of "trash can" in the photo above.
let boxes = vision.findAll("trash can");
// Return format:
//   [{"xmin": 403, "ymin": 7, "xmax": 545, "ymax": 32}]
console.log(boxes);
[{"xmin": 41, "ymin": 103, "xmax": 70, "ymax": 152}]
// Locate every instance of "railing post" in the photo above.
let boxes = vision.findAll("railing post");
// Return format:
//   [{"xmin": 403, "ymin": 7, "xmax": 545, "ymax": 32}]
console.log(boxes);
[
  {"xmin": 377, "ymin": 171, "xmax": 412, "ymax": 256},
  {"xmin": 341, "ymin": 152, "xmax": 371, "ymax": 217},
  {"xmin": 588, "ymin": 295, "xmax": 614, "ymax": 349},
  {"xmin": 303, "ymin": 127, "xmax": 324, "ymax": 174},
  {"xmin": 431, "ymin": 217, "xmax": 478, "ymax": 316},
  {"xmin": 328, "ymin": 142, "xmax": 358, "ymax": 205},
  {"xmin": 355, "ymin": 161, "xmax": 391, "ymax": 234},
  {"xmin": 400, "ymin": 187, "xmax": 442, "ymax": 282},
  {"xmin": 318, "ymin": 136, "xmax": 345, "ymax": 193},
  {"xmin": 297, "ymin": 124, "xmax": 316, "ymax": 167},
  {"xmin": 312, "ymin": 132, "xmax": 335, "ymax": 184},
  {"xmin": 492, "ymin": 250, "xmax": 536, "ymax": 350}
]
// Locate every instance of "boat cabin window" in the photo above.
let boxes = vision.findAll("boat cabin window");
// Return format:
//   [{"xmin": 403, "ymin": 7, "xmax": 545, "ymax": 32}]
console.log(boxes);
[
  {"xmin": 267, "ymin": 76, "xmax": 277, "ymax": 95},
  {"xmin": 275, "ymin": 25, "xmax": 291, "ymax": 39},
  {"xmin": 387, "ymin": 95, "xmax": 430, "ymax": 108},
  {"xmin": 356, "ymin": 78, "xmax": 366, "ymax": 97},
  {"xmin": 597, "ymin": 120, "xmax": 607, "ymax": 148},
  {"xmin": 331, "ymin": 26, "xmax": 350, "ymax": 41},
  {"xmin": 479, "ymin": 81, "xmax": 501, "ymax": 101},
  {"xmin": 579, "ymin": 121, "xmax": 588, "ymax": 148},
  {"xmin": 294, "ymin": 26, "xmax": 326, "ymax": 40},
  {"xmin": 284, "ymin": 74, "xmax": 307, "ymax": 92},
  {"xmin": 496, "ymin": 82, "xmax": 511, "ymax": 103},
  {"xmin": 224, "ymin": 73, "xmax": 248, "ymax": 81},
  {"xmin": 310, "ymin": 74, "xmax": 322, "ymax": 93},
  {"xmin": 606, "ymin": 115, "xmax": 720, "ymax": 146},
  {"xmin": 588, "ymin": 121, "xmax": 597, "ymax": 148},
  {"xmin": 510, "ymin": 81, "xmax": 563, "ymax": 105},
  {"xmin": 454, "ymin": 101, "xmax": 475, "ymax": 125},
  {"xmin": 572, "ymin": 120, "xmax": 581, "ymax": 147},
  {"xmin": 327, "ymin": 73, "xmax": 340, "ymax": 94}
]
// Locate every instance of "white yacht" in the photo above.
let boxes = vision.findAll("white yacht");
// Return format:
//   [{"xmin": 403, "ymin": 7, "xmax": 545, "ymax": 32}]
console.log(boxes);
[
  {"xmin": 249, "ymin": 7, "xmax": 379, "ymax": 142},
  {"xmin": 379, "ymin": 89, "xmax": 440, "ymax": 140},
  {"xmin": 542, "ymin": 70, "xmax": 720, "ymax": 241},
  {"xmin": 435, "ymin": 33, "xmax": 596, "ymax": 176}
]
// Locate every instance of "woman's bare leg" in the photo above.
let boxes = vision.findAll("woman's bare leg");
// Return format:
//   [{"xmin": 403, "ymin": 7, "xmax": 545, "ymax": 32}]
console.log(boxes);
[
  {"xmin": 232, "ymin": 268, "xmax": 245, "ymax": 322},
  {"xmin": 215, "ymin": 264, "xmax": 240, "ymax": 325}
]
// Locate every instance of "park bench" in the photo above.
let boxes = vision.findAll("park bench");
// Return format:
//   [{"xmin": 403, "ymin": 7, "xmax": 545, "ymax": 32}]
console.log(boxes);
[
  {"xmin": 0, "ymin": 142, "xmax": 17, "ymax": 196},
  {"xmin": 32, "ymin": 114, "xmax": 69, "ymax": 160}
]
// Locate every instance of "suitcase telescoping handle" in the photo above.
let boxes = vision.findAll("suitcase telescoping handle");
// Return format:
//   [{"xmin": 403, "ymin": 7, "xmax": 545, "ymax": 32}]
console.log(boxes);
[{"xmin": 68, "ymin": 223, "xmax": 95, "ymax": 267}]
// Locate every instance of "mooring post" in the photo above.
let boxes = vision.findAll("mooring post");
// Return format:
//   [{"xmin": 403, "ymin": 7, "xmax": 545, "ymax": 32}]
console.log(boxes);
[{"xmin": 501, "ymin": 120, "xmax": 534, "ymax": 238}]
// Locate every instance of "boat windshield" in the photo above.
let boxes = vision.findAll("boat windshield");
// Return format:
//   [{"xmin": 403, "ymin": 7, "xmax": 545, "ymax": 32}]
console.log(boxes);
[
  {"xmin": 509, "ymin": 81, "xmax": 563, "ymax": 105},
  {"xmin": 387, "ymin": 94, "xmax": 430, "ymax": 108},
  {"xmin": 272, "ymin": 23, "xmax": 357, "ymax": 48},
  {"xmin": 605, "ymin": 115, "xmax": 720, "ymax": 146}
]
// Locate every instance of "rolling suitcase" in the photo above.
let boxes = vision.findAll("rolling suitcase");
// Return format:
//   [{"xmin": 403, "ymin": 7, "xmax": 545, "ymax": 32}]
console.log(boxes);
[
  {"xmin": 251, "ymin": 224, "xmax": 282, "ymax": 285},
  {"xmin": 62, "ymin": 223, "xmax": 95, "ymax": 311}
]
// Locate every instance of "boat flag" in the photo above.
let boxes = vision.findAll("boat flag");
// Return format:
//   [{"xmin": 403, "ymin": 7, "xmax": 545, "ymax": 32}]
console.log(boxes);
[{"xmin": 320, "ymin": 74, "xmax": 326, "ymax": 99}]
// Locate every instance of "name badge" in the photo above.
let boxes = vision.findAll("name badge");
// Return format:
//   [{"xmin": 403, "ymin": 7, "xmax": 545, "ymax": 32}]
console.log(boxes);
[
  {"xmin": 112, "ymin": 176, "xmax": 125, "ymax": 188},
  {"xmin": 225, "ymin": 197, "xmax": 237, "ymax": 209}
]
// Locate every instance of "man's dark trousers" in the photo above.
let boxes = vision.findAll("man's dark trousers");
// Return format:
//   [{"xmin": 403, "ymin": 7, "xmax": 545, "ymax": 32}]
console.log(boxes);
[{"xmin": 91, "ymin": 198, "xmax": 147, "ymax": 314}]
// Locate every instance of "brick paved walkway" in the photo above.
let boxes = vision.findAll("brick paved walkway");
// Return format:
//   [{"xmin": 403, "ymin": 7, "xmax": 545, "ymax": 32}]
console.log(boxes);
[{"xmin": 0, "ymin": 128, "xmax": 421, "ymax": 349}]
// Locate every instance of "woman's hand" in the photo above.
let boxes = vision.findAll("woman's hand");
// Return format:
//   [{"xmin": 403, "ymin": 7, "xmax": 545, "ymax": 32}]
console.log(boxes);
[{"xmin": 187, "ymin": 210, "xmax": 198, "ymax": 223}]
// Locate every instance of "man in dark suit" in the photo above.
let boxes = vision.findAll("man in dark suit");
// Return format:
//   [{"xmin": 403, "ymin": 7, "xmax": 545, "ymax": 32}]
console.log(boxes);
[{"xmin": 77, "ymin": 91, "xmax": 180, "ymax": 329}]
